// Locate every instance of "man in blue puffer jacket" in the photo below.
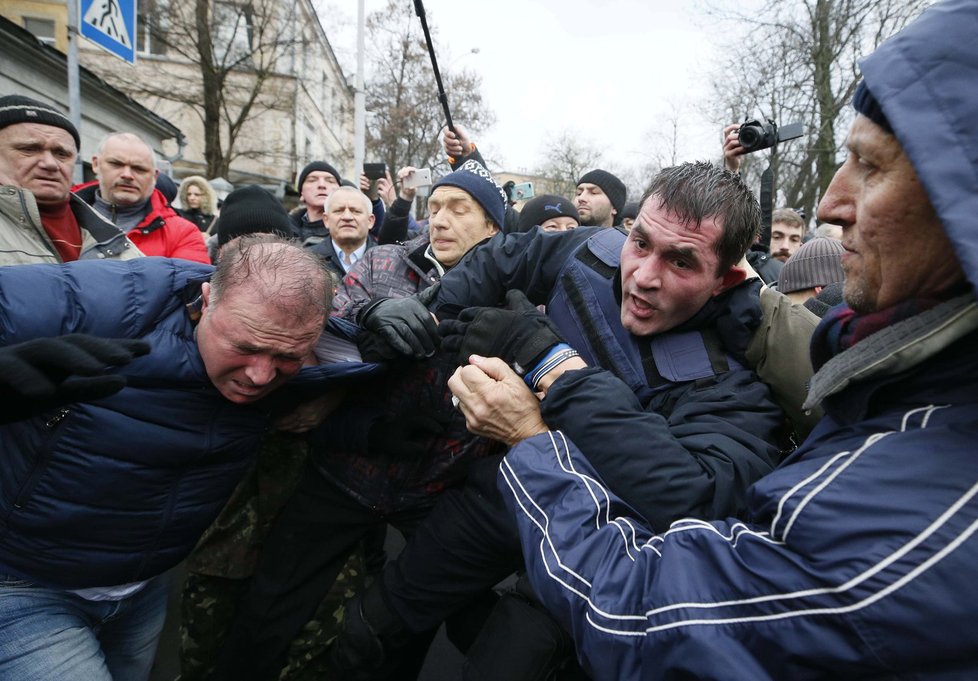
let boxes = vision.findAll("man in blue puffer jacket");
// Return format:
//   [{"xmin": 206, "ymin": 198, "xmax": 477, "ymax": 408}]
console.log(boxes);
[
  {"xmin": 489, "ymin": 1, "xmax": 978, "ymax": 678},
  {"xmin": 0, "ymin": 235, "xmax": 376, "ymax": 681}
]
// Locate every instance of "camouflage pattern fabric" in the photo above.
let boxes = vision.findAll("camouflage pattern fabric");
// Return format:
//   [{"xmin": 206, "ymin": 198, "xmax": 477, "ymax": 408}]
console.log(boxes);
[
  {"xmin": 185, "ymin": 431, "xmax": 310, "ymax": 579},
  {"xmin": 178, "ymin": 431, "xmax": 368, "ymax": 681},
  {"xmin": 178, "ymin": 552, "xmax": 366, "ymax": 681}
]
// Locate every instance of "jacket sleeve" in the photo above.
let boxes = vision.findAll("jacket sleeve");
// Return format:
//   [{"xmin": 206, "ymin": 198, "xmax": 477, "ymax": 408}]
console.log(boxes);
[
  {"xmin": 746, "ymin": 286, "xmax": 822, "ymax": 439},
  {"xmin": 431, "ymin": 227, "xmax": 599, "ymax": 319},
  {"xmin": 497, "ymin": 434, "xmax": 860, "ymax": 681},
  {"xmin": 0, "ymin": 258, "xmax": 205, "ymax": 343},
  {"xmin": 369, "ymin": 198, "xmax": 386, "ymax": 241},
  {"xmin": 500, "ymin": 398, "xmax": 978, "ymax": 681},
  {"xmin": 449, "ymin": 144, "xmax": 488, "ymax": 170},
  {"xmin": 540, "ymin": 367, "xmax": 782, "ymax": 529},
  {"xmin": 377, "ymin": 197, "xmax": 412, "ymax": 245},
  {"xmin": 166, "ymin": 216, "xmax": 211, "ymax": 264}
]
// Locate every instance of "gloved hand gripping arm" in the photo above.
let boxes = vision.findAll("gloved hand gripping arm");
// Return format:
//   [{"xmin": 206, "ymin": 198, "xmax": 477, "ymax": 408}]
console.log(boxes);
[
  {"xmin": 439, "ymin": 290, "xmax": 578, "ymax": 391},
  {"xmin": 356, "ymin": 283, "xmax": 442, "ymax": 360}
]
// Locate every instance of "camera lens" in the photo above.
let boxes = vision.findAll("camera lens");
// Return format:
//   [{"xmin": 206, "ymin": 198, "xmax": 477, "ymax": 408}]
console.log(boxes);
[{"xmin": 739, "ymin": 126, "xmax": 761, "ymax": 149}]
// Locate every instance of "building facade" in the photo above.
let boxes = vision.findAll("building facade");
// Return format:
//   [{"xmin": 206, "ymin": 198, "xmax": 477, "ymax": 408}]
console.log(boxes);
[
  {"xmin": 2, "ymin": 0, "xmax": 353, "ymax": 195},
  {"xmin": 0, "ymin": 15, "xmax": 181, "ymax": 176}
]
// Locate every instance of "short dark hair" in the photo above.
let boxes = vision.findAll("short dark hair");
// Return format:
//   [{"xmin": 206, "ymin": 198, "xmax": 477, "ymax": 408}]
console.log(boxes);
[
  {"xmin": 210, "ymin": 234, "xmax": 331, "ymax": 318},
  {"xmin": 641, "ymin": 161, "xmax": 759, "ymax": 274}
]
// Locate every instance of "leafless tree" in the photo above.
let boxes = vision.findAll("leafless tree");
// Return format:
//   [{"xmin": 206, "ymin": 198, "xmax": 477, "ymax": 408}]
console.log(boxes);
[
  {"xmin": 707, "ymin": 0, "xmax": 933, "ymax": 223},
  {"xmin": 90, "ymin": 0, "xmax": 304, "ymax": 178},
  {"xmin": 534, "ymin": 132, "xmax": 605, "ymax": 200},
  {"xmin": 364, "ymin": 0, "xmax": 494, "ymax": 181}
]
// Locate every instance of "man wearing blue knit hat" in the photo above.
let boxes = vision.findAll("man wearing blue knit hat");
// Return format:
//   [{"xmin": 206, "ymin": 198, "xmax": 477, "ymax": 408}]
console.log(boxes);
[{"xmin": 355, "ymin": 158, "xmax": 506, "ymax": 358}]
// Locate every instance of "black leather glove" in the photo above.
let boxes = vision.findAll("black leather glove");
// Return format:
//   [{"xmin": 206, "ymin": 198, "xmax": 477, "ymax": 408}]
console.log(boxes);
[
  {"xmin": 0, "ymin": 334, "xmax": 151, "ymax": 423},
  {"xmin": 439, "ymin": 290, "xmax": 566, "ymax": 375},
  {"xmin": 356, "ymin": 329, "xmax": 405, "ymax": 364},
  {"xmin": 366, "ymin": 410, "xmax": 449, "ymax": 459},
  {"xmin": 357, "ymin": 284, "xmax": 440, "ymax": 360}
]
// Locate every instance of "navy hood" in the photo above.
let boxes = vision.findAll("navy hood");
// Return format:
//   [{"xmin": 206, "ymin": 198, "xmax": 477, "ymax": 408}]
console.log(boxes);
[{"xmin": 859, "ymin": 0, "xmax": 978, "ymax": 295}]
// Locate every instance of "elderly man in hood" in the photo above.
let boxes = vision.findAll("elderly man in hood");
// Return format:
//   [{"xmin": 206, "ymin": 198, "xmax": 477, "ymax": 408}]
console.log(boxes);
[{"xmin": 492, "ymin": 2, "xmax": 978, "ymax": 678}]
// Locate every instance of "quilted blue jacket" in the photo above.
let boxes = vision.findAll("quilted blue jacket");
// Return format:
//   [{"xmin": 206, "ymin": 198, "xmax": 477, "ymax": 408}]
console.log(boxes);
[{"xmin": 0, "ymin": 257, "xmax": 376, "ymax": 588}]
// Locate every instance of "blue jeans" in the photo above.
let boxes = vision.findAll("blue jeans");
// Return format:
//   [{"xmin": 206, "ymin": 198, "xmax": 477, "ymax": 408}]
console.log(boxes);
[{"xmin": 0, "ymin": 572, "xmax": 168, "ymax": 681}]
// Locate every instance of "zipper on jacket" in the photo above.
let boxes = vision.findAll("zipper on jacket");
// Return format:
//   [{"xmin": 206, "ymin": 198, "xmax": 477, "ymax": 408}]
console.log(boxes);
[
  {"xmin": 12, "ymin": 409, "xmax": 72, "ymax": 509},
  {"xmin": 16, "ymin": 190, "xmax": 59, "ymax": 259}
]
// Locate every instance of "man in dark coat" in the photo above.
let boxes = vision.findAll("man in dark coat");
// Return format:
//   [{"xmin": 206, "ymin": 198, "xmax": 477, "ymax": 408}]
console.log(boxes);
[
  {"xmin": 214, "ymin": 159, "xmax": 509, "ymax": 681},
  {"xmin": 487, "ymin": 2, "xmax": 978, "ymax": 679},
  {"xmin": 330, "ymin": 161, "xmax": 786, "ymax": 679}
]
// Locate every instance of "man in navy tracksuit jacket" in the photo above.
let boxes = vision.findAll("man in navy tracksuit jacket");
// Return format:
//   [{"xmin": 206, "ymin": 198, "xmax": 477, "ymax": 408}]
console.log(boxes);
[
  {"xmin": 494, "ymin": 2, "xmax": 978, "ymax": 678},
  {"xmin": 328, "ymin": 161, "xmax": 788, "ymax": 679}
]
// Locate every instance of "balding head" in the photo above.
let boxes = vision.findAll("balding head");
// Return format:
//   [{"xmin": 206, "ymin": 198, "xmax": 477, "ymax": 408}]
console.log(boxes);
[
  {"xmin": 92, "ymin": 132, "xmax": 158, "ymax": 207},
  {"xmin": 197, "ymin": 235, "xmax": 331, "ymax": 403}
]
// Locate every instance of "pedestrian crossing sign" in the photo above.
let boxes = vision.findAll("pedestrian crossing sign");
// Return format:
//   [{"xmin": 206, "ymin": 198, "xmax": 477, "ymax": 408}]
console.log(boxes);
[{"xmin": 80, "ymin": 0, "xmax": 137, "ymax": 64}]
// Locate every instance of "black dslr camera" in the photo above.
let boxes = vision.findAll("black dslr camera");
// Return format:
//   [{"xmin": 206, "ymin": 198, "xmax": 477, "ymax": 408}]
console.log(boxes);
[{"xmin": 737, "ymin": 119, "xmax": 804, "ymax": 153}]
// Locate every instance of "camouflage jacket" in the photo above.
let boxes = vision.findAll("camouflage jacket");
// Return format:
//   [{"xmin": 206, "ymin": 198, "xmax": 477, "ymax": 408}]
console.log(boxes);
[{"xmin": 185, "ymin": 431, "xmax": 309, "ymax": 578}]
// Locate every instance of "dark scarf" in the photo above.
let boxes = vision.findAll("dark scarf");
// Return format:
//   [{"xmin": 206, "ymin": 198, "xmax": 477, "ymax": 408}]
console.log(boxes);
[{"xmin": 810, "ymin": 296, "xmax": 948, "ymax": 371}]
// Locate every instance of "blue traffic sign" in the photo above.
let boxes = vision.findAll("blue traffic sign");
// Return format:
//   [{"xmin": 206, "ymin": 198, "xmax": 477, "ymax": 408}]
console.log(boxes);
[{"xmin": 80, "ymin": 0, "xmax": 137, "ymax": 64}]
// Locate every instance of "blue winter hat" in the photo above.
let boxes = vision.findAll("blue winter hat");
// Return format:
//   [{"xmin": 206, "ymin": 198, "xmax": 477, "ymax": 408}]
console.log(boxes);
[{"xmin": 431, "ymin": 159, "xmax": 507, "ymax": 229}]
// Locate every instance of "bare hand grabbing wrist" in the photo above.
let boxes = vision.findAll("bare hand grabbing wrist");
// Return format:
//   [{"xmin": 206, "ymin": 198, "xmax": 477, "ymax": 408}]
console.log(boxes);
[{"xmin": 448, "ymin": 355, "xmax": 549, "ymax": 446}]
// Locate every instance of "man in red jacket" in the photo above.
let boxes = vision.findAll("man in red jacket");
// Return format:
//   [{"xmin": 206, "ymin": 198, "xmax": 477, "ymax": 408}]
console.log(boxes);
[{"xmin": 74, "ymin": 132, "xmax": 210, "ymax": 263}]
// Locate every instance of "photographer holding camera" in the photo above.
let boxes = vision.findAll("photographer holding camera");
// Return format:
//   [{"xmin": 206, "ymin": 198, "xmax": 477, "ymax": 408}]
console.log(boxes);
[{"xmin": 721, "ymin": 122, "xmax": 808, "ymax": 282}]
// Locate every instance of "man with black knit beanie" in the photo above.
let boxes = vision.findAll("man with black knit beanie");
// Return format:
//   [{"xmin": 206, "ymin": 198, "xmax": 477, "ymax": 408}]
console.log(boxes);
[
  {"xmin": 291, "ymin": 160, "xmax": 342, "ymax": 247},
  {"xmin": 575, "ymin": 168, "xmax": 627, "ymax": 227},
  {"xmin": 215, "ymin": 185, "xmax": 293, "ymax": 247},
  {"xmin": 0, "ymin": 94, "xmax": 141, "ymax": 266}
]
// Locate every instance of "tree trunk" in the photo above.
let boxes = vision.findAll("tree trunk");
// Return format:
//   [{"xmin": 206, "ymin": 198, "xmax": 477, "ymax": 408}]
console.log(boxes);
[
  {"xmin": 194, "ymin": 0, "xmax": 224, "ymax": 178},
  {"xmin": 812, "ymin": 0, "xmax": 838, "ymax": 216}
]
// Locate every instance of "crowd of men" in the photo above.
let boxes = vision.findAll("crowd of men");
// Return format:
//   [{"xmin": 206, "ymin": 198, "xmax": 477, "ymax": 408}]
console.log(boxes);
[{"xmin": 0, "ymin": 1, "xmax": 976, "ymax": 679}]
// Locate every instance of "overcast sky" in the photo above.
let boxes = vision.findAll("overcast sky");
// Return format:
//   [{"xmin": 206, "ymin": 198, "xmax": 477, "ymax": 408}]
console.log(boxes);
[{"xmin": 321, "ymin": 1, "xmax": 756, "ymax": 177}]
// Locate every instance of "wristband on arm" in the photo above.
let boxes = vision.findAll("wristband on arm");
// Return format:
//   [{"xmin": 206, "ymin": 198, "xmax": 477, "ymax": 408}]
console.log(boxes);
[{"xmin": 523, "ymin": 343, "xmax": 580, "ymax": 392}]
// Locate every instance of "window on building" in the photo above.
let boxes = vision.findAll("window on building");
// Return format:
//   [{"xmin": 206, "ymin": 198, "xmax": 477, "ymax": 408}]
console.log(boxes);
[
  {"xmin": 213, "ymin": 2, "xmax": 255, "ymax": 66},
  {"xmin": 23, "ymin": 16, "xmax": 56, "ymax": 46},
  {"xmin": 137, "ymin": 0, "xmax": 169, "ymax": 56}
]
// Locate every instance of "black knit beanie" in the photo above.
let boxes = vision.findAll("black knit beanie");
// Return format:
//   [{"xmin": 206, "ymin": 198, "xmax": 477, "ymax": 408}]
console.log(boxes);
[
  {"xmin": 516, "ymin": 194, "xmax": 580, "ymax": 232},
  {"xmin": 577, "ymin": 169, "xmax": 627, "ymax": 219},
  {"xmin": 296, "ymin": 161, "xmax": 341, "ymax": 192},
  {"xmin": 620, "ymin": 202, "xmax": 639, "ymax": 222},
  {"xmin": 215, "ymin": 185, "xmax": 292, "ymax": 246},
  {"xmin": 155, "ymin": 174, "xmax": 178, "ymax": 204},
  {"xmin": 852, "ymin": 81, "xmax": 892, "ymax": 134},
  {"xmin": 0, "ymin": 95, "xmax": 80, "ymax": 150}
]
